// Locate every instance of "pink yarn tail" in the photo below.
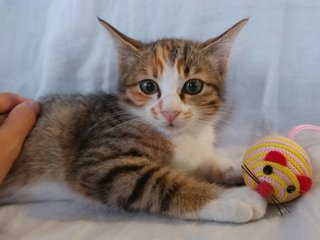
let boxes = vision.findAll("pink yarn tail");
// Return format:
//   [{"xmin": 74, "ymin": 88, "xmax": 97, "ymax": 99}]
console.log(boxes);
[{"xmin": 288, "ymin": 124, "xmax": 320, "ymax": 139}]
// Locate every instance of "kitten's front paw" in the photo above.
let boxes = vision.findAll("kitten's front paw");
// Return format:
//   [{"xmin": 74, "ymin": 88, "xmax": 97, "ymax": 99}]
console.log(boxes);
[
  {"xmin": 196, "ymin": 158, "xmax": 243, "ymax": 185},
  {"xmin": 196, "ymin": 187, "xmax": 267, "ymax": 223},
  {"xmin": 211, "ymin": 159, "xmax": 243, "ymax": 185},
  {"xmin": 222, "ymin": 165, "xmax": 244, "ymax": 185},
  {"xmin": 216, "ymin": 149, "xmax": 244, "ymax": 185}
]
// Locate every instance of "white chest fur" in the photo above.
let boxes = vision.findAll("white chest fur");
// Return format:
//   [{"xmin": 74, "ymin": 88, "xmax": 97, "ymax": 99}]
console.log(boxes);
[{"xmin": 171, "ymin": 125, "xmax": 217, "ymax": 171}]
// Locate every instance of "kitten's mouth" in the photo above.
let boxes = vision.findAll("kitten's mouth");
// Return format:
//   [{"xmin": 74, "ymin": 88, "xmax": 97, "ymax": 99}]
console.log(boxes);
[
  {"xmin": 163, "ymin": 122, "xmax": 185, "ymax": 133},
  {"xmin": 165, "ymin": 122, "xmax": 179, "ymax": 128},
  {"xmin": 157, "ymin": 120, "xmax": 188, "ymax": 136}
]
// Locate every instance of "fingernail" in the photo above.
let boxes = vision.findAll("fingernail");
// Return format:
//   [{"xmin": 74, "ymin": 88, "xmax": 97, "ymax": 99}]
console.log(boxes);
[{"xmin": 25, "ymin": 101, "xmax": 40, "ymax": 116}]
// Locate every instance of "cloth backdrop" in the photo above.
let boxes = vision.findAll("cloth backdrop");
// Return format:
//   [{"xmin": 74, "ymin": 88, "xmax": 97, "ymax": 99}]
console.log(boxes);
[{"xmin": 1, "ymin": 0, "xmax": 320, "ymax": 239}]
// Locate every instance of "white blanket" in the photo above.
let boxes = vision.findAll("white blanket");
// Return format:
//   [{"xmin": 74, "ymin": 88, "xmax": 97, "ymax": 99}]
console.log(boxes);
[{"xmin": 1, "ymin": 0, "xmax": 320, "ymax": 239}]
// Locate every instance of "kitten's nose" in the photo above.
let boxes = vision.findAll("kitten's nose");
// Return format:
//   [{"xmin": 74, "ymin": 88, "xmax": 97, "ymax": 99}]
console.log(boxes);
[{"xmin": 162, "ymin": 110, "xmax": 181, "ymax": 124}]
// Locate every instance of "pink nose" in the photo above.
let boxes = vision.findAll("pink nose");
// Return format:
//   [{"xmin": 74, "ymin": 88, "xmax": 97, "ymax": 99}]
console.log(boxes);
[{"xmin": 162, "ymin": 110, "xmax": 180, "ymax": 124}]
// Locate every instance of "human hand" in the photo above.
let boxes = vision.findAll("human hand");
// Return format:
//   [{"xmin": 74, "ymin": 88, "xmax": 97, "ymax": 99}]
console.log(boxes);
[{"xmin": 0, "ymin": 93, "xmax": 40, "ymax": 184}]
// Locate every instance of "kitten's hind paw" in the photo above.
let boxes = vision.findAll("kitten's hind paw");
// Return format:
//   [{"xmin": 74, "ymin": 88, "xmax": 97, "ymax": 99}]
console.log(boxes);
[{"xmin": 187, "ymin": 186, "xmax": 267, "ymax": 223}]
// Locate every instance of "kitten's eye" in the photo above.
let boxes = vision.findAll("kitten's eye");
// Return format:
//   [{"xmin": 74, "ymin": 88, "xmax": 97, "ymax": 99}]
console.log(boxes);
[
  {"xmin": 183, "ymin": 79, "xmax": 204, "ymax": 95},
  {"xmin": 139, "ymin": 79, "xmax": 159, "ymax": 95}
]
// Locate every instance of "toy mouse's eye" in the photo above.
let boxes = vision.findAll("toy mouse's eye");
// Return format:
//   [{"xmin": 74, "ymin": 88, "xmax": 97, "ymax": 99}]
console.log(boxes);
[
  {"xmin": 263, "ymin": 165, "xmax": 273, "ymax": 175},
  {"xmin": 286, "ymin": 185, "xmax": 296, "ymax": 193}
]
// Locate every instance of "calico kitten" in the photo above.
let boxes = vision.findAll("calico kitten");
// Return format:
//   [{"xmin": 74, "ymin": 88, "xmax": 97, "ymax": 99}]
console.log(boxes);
[{"xmin": 0, "ymin": 18, "xmax": 267, "ymax": 223}]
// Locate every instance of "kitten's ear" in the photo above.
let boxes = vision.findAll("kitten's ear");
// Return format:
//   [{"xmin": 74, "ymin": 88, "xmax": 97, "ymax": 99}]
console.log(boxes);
[
  {"xmin": 97, "ymin": 17, "xmax": 144, "ymax": 52},
  {"xmin": 200, "ymin": 18, "xmax": 249, "ymax": 76}
]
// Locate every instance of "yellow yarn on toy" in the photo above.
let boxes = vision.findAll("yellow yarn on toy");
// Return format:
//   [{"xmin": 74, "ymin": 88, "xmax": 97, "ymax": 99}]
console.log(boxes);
[{"xmin": 242, "ymin": 126, "xmax": 314, "ymax": 204}]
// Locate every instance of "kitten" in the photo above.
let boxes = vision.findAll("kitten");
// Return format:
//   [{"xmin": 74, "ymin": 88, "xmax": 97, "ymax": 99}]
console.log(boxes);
[{"xmin": 0, "ymin": 18, "xmax": 267, "ymax": 223}]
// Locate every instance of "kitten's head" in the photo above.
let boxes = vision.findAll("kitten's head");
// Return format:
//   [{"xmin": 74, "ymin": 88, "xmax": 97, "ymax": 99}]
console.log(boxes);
[{"xmin": 99, "ymin": 18, "xmax": 248, "ymax": 137}]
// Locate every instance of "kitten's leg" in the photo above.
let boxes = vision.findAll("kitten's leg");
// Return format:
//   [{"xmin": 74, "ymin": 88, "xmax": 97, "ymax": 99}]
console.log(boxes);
[
  {"xmin": 214, "ymin": 147, "xmax": 246, "ymax": 185},
  {"xmin": 194, "ymin": 148, "xmax": 245, "ymax": 185},
  {"xmin": 69, "ymin": 156, "xmax": 266, "ymax": 223}
]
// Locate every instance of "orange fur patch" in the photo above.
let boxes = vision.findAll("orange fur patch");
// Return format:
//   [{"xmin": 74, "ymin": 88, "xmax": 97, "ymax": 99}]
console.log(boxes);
[{"xmin": 126, "ymin": 86, "xmax": 154, "ymax": 107}]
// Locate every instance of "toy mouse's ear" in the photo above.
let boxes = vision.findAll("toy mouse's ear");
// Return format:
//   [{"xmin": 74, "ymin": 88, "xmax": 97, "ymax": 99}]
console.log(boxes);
[
  {"xmin": 297, "ymin": 175, "xmax": 312, "ymax": 194},
  {"xmin": 264, "ymin": 151, "xmax": 287, "ymax": 166}
]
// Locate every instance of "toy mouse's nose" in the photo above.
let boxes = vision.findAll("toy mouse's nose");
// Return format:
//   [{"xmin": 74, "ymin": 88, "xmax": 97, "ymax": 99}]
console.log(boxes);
[{"xmin": 256, "ymin": 181, "xmax": 274, "ymax": 198}]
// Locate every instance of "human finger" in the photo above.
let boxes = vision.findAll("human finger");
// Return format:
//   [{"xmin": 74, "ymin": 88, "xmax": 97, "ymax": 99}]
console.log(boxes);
[{"xmin": 0, "ymin": 92, "xmax": 32, "ymax": 113}]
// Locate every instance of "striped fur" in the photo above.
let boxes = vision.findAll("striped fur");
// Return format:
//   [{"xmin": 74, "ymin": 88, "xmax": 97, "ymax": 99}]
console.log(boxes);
[{"xmin": 0, "ymin": 19, "xmax": 267, "ymax": 223}]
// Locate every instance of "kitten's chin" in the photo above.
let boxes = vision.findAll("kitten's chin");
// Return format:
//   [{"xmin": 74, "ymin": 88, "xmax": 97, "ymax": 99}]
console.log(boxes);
[
  {"xmin": 159, "ymin": 125, "xmax": 186, "ymax": 137},
  {"xmin": 156, "ymin": 121, "xmax": 197, "ymax": 138}
]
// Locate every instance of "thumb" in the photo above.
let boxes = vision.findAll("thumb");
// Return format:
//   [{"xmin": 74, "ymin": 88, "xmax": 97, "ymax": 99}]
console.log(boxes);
[
  {"xmin": 0, "ymin": 101, "xmax": 40, "ymax": 183},
  {"xmin": 1, "ymin": 101, "xmax": 40, "ymax": 140}
]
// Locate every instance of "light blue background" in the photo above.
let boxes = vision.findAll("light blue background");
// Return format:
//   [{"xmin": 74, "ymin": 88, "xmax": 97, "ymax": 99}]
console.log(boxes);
[{"xmin": 1, "ymin": 1, "xmax": 320, "ymax": 239}]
